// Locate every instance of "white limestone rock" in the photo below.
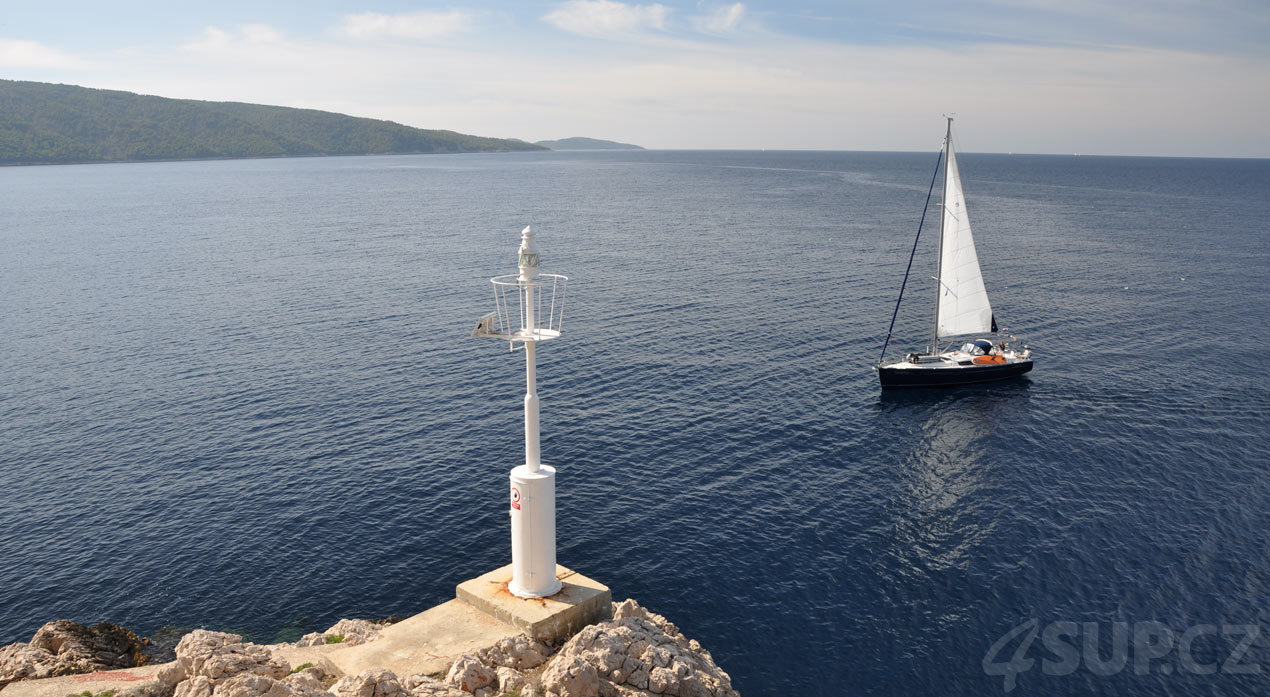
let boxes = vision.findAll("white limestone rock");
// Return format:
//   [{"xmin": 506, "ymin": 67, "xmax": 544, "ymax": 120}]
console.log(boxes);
[
  {"xmin": 157, "ymin": 630, "xmax": 290, "ymax": 697},
  {"xmin": 494, "ymin": 666, "xmax": 527, "ymax": 694},
  {"xmin": 0, "ymin": 643, "xmax": 58, "ymax": 688},
  {"xmin": 476, "ymin": 635, "xmax": 552, "ymax": 670},
  {"xmin": 445, "ymin": 655, "xmax": 497, "ymax": 693},
  {"xmin": 212, "ymin": 671, "xmax": 330, "ymax": 697},
  {"xmin": 609, "ymin": 600, "xmax": 643, "ymax": 622},
  {"xmin": 401, "ymin": 673, "xmax": 469, "ymax": 697},
  {"xmin": 283, "ymin": 670, "xmax": 326, "ymax": 693},
  {"xmin": 329, "ymin": 669, "xmax": 409, "ymax": 697},
  {"xmin": 217, "ymin": 674, "xmax": 288, "ymax": 697},
  {"xmin": 540, "ymin": 655, "xmax": 599, "ymax": 697},
  {"xmin": 294, "ymin": 619, "xmax": 386, "ymax": 648},
  {"xmin": 293, "ymin": 635, "xmax": 325, "ymax": 648},
  {"xmin": 172, "ymin": 675, "xmax": 214, "ymax": 697},
  {"xmin": 541, "ymin": 599, "xmax": 737, "ymax": 697}
]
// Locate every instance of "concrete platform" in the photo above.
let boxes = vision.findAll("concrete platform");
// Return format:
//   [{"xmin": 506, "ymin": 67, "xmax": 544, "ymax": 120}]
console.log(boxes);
[
  {"xmin": 456, "ymin": 564, "xmax": 611, "ymax": 644},
  {"xmin": 309, "ymin": 598, "xmax": 520, "ymax": 678},
  {"xmin": 0, "ymin": 665, "xmax": 166, "ymax": 697},
  {"xmin": 0, "ymin": 600, "xmax": 521, "ymax": 697}
]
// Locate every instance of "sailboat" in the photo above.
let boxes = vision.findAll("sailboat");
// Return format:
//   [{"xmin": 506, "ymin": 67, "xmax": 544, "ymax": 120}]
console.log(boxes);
[{"xmin": 876, "ymin": 118, "xmax": 1033, "ymax": 388}]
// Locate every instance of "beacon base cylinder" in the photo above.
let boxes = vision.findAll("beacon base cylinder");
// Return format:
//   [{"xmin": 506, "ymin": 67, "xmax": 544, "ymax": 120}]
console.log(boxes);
[{"xmin": 509, "ymin": 464, "xmax": 561, "ymax": 598}]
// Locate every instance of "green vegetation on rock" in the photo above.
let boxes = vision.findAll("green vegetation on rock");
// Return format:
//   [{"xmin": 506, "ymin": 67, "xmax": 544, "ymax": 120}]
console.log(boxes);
[{"xmin": 0, "ymin": 79, "xmax": 545, "ymax": 165}]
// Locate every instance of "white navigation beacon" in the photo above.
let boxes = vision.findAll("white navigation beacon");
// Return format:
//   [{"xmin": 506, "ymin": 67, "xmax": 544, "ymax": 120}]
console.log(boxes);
[{"xmin": 471, "ymin": 225, "xmax": 569, "ymax": 598}]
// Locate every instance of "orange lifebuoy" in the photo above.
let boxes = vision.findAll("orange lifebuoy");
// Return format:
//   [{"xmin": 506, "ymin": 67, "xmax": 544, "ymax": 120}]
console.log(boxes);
[{"xmin": 973, "ymin": 355, "xmax": 1006, "ymax": 365}]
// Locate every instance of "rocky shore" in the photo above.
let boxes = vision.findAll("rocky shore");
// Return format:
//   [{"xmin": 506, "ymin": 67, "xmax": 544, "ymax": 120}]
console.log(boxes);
[
  {"xmin": 0, "ymin": 599, "xmax": 737, "ymax": 697},
  {"xmin": 0, "ymin": 621, "xmax": 150, "ymax": 689}
]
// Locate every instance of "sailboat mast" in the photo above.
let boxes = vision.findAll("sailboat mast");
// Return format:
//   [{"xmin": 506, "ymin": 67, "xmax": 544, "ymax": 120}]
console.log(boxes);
[{"xmin": 932, "ymin": 116, "xmax": 952, "ymax": 353}]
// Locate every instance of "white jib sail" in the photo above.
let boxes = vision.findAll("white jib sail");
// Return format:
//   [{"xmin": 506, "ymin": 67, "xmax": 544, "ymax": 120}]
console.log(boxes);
[{"xmin": 936, "ymin": 138, "xmax": 994, "ymax": 337}]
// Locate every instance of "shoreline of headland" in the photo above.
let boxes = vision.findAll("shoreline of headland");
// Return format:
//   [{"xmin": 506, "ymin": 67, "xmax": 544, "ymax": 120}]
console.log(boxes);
[{"xmin": 0, "ymin": 597, "xmax": 739, "ymax": 697}]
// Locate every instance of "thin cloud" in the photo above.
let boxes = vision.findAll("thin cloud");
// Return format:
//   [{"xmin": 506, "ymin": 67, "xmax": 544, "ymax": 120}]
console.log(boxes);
[
  {"xmin": 0, "ymin": 38, "xmax": 89, "ymax": 68},
  {"xmin": 693, "ymin": 3, "xmax": 748, "ymax": 34},
  {"xmin": 545, "ymin": 0, "xmax": 670, "ymax": 36},
  {"xmin": 177, "ymin": 24, "xmax": 312, "ymax": 72},
  {"xmin": 182, "ymin": 25, "xmax": 286, "ymax": 53},
  {"xmin": 337, "ymin": 10, "xmax": 475, "ymax": 40},
  {"xmin": 242, "ymin": 25, "xmax": 284, "ymax": 44}
]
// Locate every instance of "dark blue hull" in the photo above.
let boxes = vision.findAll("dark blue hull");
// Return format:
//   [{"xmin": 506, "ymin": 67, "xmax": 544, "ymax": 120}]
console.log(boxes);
[{"xmin": 878, "ymin": 360, "xmax": 1033, "ymax": 388}]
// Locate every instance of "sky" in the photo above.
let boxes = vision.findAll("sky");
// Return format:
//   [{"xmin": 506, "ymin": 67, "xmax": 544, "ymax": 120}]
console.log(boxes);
[{"xmin": 2, "ymin": 1, "xmax": 1268, "ymax": 156}]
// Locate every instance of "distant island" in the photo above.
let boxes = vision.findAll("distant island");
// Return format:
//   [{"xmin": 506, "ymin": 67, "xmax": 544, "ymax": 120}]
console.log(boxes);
[
  {"xmin": 0, "ymin": 80, "xmax": 545, "ymax": 166},
  {"xmin": 534, "ymin": 137, "xmax": 644, "ymax": 151}
]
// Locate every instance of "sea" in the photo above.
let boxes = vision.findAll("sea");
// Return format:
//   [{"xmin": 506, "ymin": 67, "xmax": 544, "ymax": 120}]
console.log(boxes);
[{"xmin": 1, "ymin": 149, "xmax": 1267, "ymax": 697}]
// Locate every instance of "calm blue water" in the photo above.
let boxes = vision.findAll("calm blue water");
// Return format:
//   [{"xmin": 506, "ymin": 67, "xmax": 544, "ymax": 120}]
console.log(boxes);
[{"xmin": 1, "ymin": 150, "xmax": 1268, "ymax": 696}]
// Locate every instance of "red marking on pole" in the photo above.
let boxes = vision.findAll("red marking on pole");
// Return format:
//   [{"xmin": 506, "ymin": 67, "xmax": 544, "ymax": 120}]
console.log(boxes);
[{"xmin": 510, "ymin": 486, "xmax": 521, "ymax": 510}]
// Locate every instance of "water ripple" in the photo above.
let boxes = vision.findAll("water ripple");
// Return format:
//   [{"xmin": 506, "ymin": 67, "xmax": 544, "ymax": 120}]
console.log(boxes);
[{"xmin": 1, "ymin": 152, "xmax": 1268, "ymax": 697}]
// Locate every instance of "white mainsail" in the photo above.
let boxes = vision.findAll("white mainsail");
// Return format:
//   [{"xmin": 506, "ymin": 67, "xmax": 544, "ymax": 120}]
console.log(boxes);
[{"xmin": 935, "ymin": 133, "xmax": 994, "ymax": 337}]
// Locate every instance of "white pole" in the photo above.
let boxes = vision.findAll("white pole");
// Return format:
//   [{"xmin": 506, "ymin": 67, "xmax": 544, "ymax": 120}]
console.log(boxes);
[
  {"xmin": 524, "ymin": 339, "xmax": 540, "ymax": 473},
  {"xmin": 519, "ymin": 225, "xmax": 541, "ymax": 473}
]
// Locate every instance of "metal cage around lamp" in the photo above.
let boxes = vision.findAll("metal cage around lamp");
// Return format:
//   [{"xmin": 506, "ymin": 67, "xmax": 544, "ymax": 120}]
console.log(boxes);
[{"xmin": 475, "ymin": 272, "xmax": 569, "ymax": 345}]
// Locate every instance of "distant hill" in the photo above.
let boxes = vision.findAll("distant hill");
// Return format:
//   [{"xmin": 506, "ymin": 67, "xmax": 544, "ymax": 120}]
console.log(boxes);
[
  {"xmin": 0, "ymin": 80, "xmax": 545, "ymax": 165},
  {"xmin": 535, "ymin": 137, "xmax": 644, "ymax": 151}
]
